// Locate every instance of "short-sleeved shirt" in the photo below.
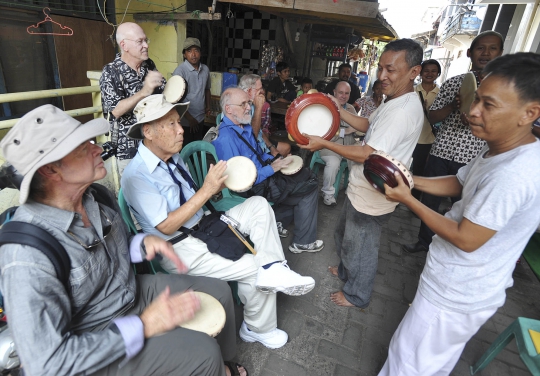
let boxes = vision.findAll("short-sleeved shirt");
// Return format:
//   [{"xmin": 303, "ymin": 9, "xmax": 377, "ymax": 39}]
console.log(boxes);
[
  {"xmin": 267, "ymin": 77, "xmax": 296, "ymax": 100},
  {"xmin": 121, "ymin": 143, "xmax": 204, "ymax": 239},
  {"xmin": 173, "ymin": 60, "xmax": 210, "ymax": 126},
  {"xmin": 347, "ymin": 92, "xmax": 424, "ymax": 216},
  {"xmin": 429, "ymin": 73, "xmax": 486, "ymax": 163},
  {"xmin": 320, "ymin": 103, "xmax": 357, "ymax": 158},
  {"xmin": 419, "ymin": 140, "xmax": 540, "ymax": 313},
  {"xmin": 100, "ymin": 54, "xmax": 165, "ymax": 160},
  {"xmin": 414, "ymin": 83, "xmax": 440, "ymax": 144},
  {"xmin": 355, "ymin": 95, "xmax": 379, "ymax": 118},
  {"xmin": 324, "ymin": 79, "xmax": 361, "ymax": 105}
]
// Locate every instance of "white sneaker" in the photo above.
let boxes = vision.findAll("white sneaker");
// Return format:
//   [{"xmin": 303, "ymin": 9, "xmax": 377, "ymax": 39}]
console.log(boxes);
[
  {"xmin": 276, "ymin": 221, "xmax": 289, "ymax": 238},
  {"xmin": 239, "ymin": 321, "xmax": 288, "ymax": 349},
  {"xmin": 323, "ymin": 194, "xmax": 337, "ymax": 206},
  {"xmin": 256, "ymin": 261, "xmax": 315, "ymax": 296}
]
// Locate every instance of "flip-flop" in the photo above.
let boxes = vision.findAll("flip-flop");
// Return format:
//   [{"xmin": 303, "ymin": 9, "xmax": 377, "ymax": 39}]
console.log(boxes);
[{"xmin": 224, "ymin": 361, "xmax": 249, "ymax": 376}]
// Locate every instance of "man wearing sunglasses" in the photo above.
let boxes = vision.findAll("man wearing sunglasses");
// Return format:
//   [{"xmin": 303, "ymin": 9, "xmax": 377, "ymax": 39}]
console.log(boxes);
[
  {"xmin": 0, "ymin": 105, "xmax": 240, "ymax": 376},
  {"xmin": 100, "ymin": 22, "xmax": 165, "ymax": 175}
]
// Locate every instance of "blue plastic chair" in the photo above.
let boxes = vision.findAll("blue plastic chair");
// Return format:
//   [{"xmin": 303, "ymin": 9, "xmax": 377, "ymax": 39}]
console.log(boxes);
[
  {"xmin": 118, "ymin": 188, "xmax": 167, "ymax": 275},
  {"xmin": 179, "ymin": 141, "xmax": 246, "ymax": 211},
  {"xmin": 309, "ymin": 150, "xmax": 349, "ymax": 199},
  {"xmin": 470, "ymin": 317, "xmax": 540, "ymax": 375}
]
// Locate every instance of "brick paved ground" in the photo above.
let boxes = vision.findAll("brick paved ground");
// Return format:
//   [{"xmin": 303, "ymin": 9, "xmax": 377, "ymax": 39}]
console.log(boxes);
[{"xmin": 232, "ymin": 179, "xmax": 540, "ymax": 376}]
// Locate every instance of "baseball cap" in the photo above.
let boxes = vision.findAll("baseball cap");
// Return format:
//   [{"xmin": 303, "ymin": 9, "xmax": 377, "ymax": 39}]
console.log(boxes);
[
  {"xmin": 469, "ymin": 30, "xmax": 504, "ymax": 51},
  {"xmin": 183, "ymin": 37, "xmax": 201, "ymax": 51},
  {"xmin": 126, "ymin": 94, "xmax": 190, "ymax": 140},
  {"xmin": 0, "ymin": 105, "xmax": 109, "ymax": 204}
]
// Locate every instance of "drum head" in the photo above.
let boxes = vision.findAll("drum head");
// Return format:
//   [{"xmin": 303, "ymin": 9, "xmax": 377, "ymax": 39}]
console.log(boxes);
[
  {"xmin": 179, "ymin": 292, "xmax": 226, "ymax": 337},
  {"xmin": 223, "ymin": 156, "xmax": 257, "ymax": 192},
  {"xmin": 459, "ymin": 72, "xmax": 477, "ymax": 115},
  {"xmin": 163, "ymin": 75, "xmax": 187, "ymax": 103},
  {"xmin": 285, "ymin": 93, "xmax": 340, "ymax": 145},
  {"xmin": 280, "ymin": 155, "xmax": 303, "ymax": 175},
  {"xmin": 363, "ymin": 151, "xmax": 414, "ymax": 194}
]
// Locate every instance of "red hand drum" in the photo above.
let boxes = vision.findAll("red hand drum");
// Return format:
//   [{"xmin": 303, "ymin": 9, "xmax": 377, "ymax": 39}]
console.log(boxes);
[
  {"xmin": 363, "ymin": 151, "xmax": 414, "ymax": 194},
  {"xmin": 285, "ymin": 93, "xmax": 340, "ymax": 145}
]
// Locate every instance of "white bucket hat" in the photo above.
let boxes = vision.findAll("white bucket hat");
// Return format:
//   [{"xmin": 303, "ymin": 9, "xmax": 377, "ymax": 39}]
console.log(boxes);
[
  {"xmin": 126, "ymin": 94, "xmax": 190, "ymax": 140},
  {"xmin": 0, "ymin": 105, "xmax": 109, "ymax": 204}
]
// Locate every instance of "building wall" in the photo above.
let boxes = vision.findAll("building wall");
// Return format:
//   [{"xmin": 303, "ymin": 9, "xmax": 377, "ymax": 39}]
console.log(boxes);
[{"xmin": 115, "ymin": 0, "xmax": 187, "ymax": 78}]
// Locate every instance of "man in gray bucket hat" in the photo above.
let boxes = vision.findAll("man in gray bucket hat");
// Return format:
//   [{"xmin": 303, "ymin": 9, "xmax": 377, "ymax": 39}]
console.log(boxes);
[
  {"xmin": 0, "ymin": 104, "xmax": 240, "ymax": 375},
  {"xmin": 121, "ymin": 93, "xmax": 317, "ymax": 350}
]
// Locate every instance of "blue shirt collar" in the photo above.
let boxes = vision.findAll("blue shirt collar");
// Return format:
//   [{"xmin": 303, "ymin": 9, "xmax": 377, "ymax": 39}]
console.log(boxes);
[{"xmin": 137, "ymin": 142, "xmax": 181, "ymax": 174}]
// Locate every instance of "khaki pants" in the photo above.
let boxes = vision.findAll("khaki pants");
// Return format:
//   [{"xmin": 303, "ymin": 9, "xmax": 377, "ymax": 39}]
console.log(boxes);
[{"xmin": 161, "ymin": 196, "xmax": 285, "ymax": 333}]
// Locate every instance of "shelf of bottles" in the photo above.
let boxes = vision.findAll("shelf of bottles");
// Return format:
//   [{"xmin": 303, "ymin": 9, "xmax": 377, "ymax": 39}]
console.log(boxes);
[{"xmin": 313, "ymin": 43, "xmax": 347, "ymax": 61}]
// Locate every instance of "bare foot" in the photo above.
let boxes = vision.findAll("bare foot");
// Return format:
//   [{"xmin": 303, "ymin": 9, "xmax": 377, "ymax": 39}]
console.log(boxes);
[
  {"xmin": 328, "ymin": 266, "xmax": 339, "ymax": 277},
  {"xmin": 330, "ymin": 291, "xmax": 355, "ymax": 307},
  {"xmin": 225, "ymin": 362, "xmax": 247, "ymax": 376}
]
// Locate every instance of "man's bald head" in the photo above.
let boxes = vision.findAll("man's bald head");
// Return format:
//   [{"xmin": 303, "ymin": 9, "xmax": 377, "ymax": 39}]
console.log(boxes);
[
  {"xmin": 334, "ymin": 81, "xmax": 351, "ymax": 105},
  {"xmin": 116, "ymin": 22, "xmax": 143, "ymax": 45}
]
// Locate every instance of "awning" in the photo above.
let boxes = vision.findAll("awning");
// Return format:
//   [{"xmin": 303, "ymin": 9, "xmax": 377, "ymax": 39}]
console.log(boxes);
[{"xmin": 217, "ymin": 0, "xmax": 398, "ymax": 41}]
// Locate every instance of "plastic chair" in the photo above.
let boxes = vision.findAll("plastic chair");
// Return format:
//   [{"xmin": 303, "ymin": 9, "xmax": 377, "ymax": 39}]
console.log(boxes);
[
  {"xmin": 309, "ymin": 150, "xmax": 349, "ymax": 199},
  {"xmin": 118, "ymin": 188, "xmax": 167, "ymax": 275},
  {"xmin": 180, "ymin": 141, "xmax": 246, "ymax": 211},
  {"xmin": 470, "ymin": 317, "xmax": 540, "ymax": 375}
]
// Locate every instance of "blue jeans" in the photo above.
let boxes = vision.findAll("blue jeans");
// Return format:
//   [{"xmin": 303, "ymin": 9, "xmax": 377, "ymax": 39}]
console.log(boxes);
[
  {"xmin": 418, "ymin": 155, "xmax": 465, "ymax": 248},
  {"xmin": 334, "ymin": 197, "xmax": 392, "ymax": 308}
]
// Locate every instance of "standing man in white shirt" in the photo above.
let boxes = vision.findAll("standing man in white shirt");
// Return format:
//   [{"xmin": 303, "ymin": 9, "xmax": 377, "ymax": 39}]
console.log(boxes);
[
  {"xmin": 300, "ymin": 39, "xmax": 424, "ymax": 308},
  {"xmin": 173, "ymin": 37, "xmax": 211, "ymax": 144}
]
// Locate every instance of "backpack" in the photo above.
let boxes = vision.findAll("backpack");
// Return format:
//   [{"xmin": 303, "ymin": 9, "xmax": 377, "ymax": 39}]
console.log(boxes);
[
  {"xmin": 0, "ymin": 183, "xmax": 115, "ymax": 289},
  {"xmin": 203, "ymin": 113, "xmax": 223, "ymax": 142}
]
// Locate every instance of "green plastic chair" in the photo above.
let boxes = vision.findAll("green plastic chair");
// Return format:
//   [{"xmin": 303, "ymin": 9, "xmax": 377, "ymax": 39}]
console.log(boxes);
[
  {"xmin": 118, "ymin": 188, "xmax": 167, "ymax": 275},
  {"xmin": 179, "ymin": 141, "xmax": 246, "ymax": 211},
  {"xmin": 470, "ymin": 317, "xmax": 540, "ymax": 375},
  {"xmin": 309, "ymin": 150, "xmax": 349, "ymax": 199}
]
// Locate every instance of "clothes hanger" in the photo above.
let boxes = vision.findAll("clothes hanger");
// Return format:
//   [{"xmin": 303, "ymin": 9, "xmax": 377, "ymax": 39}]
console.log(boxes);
[{"xmin": 27, "ymin": 7, "xmax": 74, "ymax": 36}]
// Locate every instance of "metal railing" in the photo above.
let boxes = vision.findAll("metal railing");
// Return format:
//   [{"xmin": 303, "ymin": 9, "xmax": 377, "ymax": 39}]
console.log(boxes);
[{"xmin": 0, "ymin": 84, "xmax": 102, "ymax": 130}]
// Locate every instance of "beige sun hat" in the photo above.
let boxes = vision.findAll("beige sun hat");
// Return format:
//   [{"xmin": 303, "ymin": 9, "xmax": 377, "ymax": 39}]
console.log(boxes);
[
  {"xmin": 0, "ymin": 105, "xmax": 109, "ymax": 204},
  {"xmin": 126, "ymin": 94, "xmax": 190, "ymax": 140},
  {"xmin": 183, "ymin": 37, "xmax": 201, "ymax": 51}
]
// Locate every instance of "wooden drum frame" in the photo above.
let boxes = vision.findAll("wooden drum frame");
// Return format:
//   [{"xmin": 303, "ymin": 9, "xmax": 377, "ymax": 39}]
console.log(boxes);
[
  {"xmin": 363, "ymin": 151, "xmax": 414, "ymax": 194},
  {"xmin": 285, "ymin": 93, "xmax": 340, "ymax": 145}
]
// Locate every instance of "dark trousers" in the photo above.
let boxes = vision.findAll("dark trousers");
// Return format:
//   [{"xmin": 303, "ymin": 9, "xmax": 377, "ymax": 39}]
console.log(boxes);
[
  {"xmin": 183, "ymin": 121, "xmax": 206, "ymax": 146},
  {"xmin": 92, "ymin": 274, "xmax": 235, "ymax": 376},
  {"xmin": 418, "ymin": 155, "xmax": 465, "ymax": 248},
  {"xmin": 411, "ymin": 143, "xmax": 432, "ymax": 200}
]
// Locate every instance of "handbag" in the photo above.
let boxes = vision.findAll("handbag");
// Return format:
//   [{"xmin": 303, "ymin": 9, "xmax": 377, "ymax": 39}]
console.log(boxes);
[{"xmin": 180, "ymin": 211, "xmax": 247, "ymax": 261}]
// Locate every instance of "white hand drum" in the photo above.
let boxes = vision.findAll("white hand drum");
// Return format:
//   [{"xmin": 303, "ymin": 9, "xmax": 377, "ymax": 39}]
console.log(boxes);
[
  {"xmin": 223, "ymin": 156, "xmax": 257, "ymax": 192},
  {"xmin": 459, "ymin": 72, "xmax": 477, "ymax": 116},
  {"xmin": 285, "ymin": 93, "xmax": 340, "ymax": 145},
  {"xmin": 280, "ymin": 155, "xmax": 303, "ymax": 175},
  {"xmin": 179, "ymin": 292, "xmax": 226, "ymax": 337},
  {"xmin": 163, "ymin": 75, "xmax": 187, "ymax": 104}
]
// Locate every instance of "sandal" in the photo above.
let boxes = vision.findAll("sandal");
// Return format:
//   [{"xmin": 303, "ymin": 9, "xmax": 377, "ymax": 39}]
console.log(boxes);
[{"xmin": 224, "ymin": 361, "xmax": 249, "ymax": 376}]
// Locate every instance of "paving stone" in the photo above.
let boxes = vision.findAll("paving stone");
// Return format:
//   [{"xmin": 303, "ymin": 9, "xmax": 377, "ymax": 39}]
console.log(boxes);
[
  {"xmin": 318, "ymin": 339, "xmax": 361, "ymax": 369},
  {"xmin": 358, "ymin": 341, "xmax": 386, "ymax": 374},
  {"xmin": 334, "ymin": 364, "xmax": 364, "ymax": 376},
  {"xmin": 341, "ymin": 322, "xmax": 365, "ymax": 349},
  {"xmin": 264, "ymin": 354, "xmax": 308, "ymax": 376}
]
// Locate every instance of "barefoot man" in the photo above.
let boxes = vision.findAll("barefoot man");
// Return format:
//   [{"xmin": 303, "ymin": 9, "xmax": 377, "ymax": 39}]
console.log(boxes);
[{"xmin": 300, "ymin": 39, "xmax": 424, "ymax": 308}]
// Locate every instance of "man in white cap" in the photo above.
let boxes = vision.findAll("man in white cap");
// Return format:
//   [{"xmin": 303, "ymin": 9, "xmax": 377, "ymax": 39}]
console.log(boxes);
[
  {"xmin": 121, "ymin": 94, "xmax": 316, "ymax": 349},
  {"xmin": 173, "ymin": 37, "xmax": 211, "ymax": 144},
  {"xmin": 0, "ymin": 105, "xmax": 243, "ymax": 376},
  {"xmin": 100, "ymin": 22, "xmax": 165, "ymax": 175}
]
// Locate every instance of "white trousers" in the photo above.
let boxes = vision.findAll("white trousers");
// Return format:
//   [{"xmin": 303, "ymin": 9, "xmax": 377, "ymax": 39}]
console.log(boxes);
[
  {"xmin": 160, "ymin": 196, "xmax": 284, "ymax": 333},
  {"xmin": 378, "ymin": 292, "xmax": 497, "ymax": 376},
  {"xmin": 320, "ymin": 154, "xmax": 342, "ymax": 197}
]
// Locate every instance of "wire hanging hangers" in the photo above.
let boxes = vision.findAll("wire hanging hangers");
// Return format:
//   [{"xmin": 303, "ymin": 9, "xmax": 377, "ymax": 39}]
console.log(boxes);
[{"xmin": 27, "ymin": 7, "xmax": 74, "ymax": 36}]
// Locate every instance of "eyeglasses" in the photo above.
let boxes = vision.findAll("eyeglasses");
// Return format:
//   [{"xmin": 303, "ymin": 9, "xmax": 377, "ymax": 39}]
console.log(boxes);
[
  {"xmin": 68, "ymin": 209, "xmax": 113, "ymax": 250},
  {"xmin": 228, "ymin": 101, "xmax": 253, "ymax": 109},
  {"xmin": 123, "ymin": 38, "xmax": 150, "ymax": 46}
]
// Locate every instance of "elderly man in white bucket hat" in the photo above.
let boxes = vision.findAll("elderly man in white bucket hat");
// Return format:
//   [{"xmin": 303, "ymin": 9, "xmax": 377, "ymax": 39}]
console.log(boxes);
[
  {"xmin": 0, "ymin": 104, "xmax": 241, "ymax": 376},
  {"xmin": 121, "ymin": 93, "xmax": 316, "ymax": 349}
]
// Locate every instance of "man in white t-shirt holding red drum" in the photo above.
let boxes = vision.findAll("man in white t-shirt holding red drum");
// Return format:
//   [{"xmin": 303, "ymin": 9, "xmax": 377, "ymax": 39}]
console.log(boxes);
[{"xmin": 300, "ymin": 39, "xmax": 424, "ymax": 308}]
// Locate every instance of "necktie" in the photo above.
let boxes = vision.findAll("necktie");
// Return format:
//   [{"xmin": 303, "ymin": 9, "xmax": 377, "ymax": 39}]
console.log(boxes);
[{"xmin": 166, "ymin": 160, "xmax": 197, "ymax": 205}]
